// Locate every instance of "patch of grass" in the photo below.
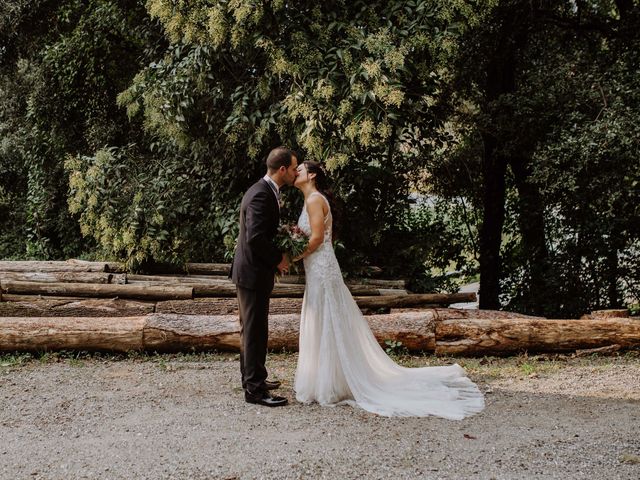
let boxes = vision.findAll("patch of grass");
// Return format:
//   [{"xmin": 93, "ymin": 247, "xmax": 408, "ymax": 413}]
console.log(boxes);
[
  {"xmin": 1, "ymin": 349, "xmax": 639, "ymax": 377},
  {"xmin": 0, "ymin": 352, "xmax": 33, "ymax": 368},
  {"xmin": 519, "ymin": 362, "xmax": 536, "ymax": 376}
]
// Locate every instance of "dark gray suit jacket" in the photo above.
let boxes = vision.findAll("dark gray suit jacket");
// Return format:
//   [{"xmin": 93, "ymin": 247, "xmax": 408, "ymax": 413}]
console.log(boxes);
[{"xmin": 230, "ymin": 179, "xmax": 281, "ymax": 291}]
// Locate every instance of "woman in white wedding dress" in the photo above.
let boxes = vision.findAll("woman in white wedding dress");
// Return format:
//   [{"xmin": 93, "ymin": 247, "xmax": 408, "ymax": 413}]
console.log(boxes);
[{"xmin": 291, "ymin": 160, "xmax": 484, "ymax": 419}]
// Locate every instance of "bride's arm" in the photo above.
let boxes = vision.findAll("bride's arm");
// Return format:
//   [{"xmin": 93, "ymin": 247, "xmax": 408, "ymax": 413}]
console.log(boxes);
[{"xmin": 293, "ymin": 195, "xmax": 326, "ymax": 262}]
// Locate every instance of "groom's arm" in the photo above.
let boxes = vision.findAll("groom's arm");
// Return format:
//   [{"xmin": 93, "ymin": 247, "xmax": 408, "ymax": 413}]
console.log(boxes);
[{"xmin": 244, "ymin": 190, "xmax": 282, "ymax": 268}]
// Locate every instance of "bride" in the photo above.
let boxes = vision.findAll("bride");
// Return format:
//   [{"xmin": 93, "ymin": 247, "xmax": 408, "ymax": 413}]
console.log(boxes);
[{"xmin": 291, "ymin": 160, "xmax": 485, "ymax": 419}]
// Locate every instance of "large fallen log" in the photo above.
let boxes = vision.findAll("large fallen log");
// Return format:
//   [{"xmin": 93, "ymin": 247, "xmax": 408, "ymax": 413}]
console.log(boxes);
[
  {"xmin": 356, "ymin": 293, "xmax": 475, "ymax": 310},
  {"xmin": 127, "ymin": 273, "xmax": 406, "ymax": 290},
  {"xmin": 581, "ymin": 309, "xmax": 630, "ymax": 319},
  {"xmin": 0, "ymin": 281, "xmax": 193, "ymax": 301},
  {"xmin": 0, "ymin": 261, "xmax": 108, "ymax": 273},
  {"xmin": 141, "ymin": 262, "xmax": 389, "ymax": 278},
  {"xmin": 0, "ymin": 316, "xmax": 145, "ymax": 352},
  {"xmin": 126, "ymin": 280, "xmax": 406, "ymax": 298},
  {"xmin": 65, "ymin": 259, "xmax": 126, "ymax": 273},
  {"xmin": 0, "ymin": 271, "xmax": 126, "ymax": 284},
  {"xmin": 128, "ymin": 311, "xmax": 437, "ymax": 352},
  {"xmin": 1, "ymin": 311, "xmax": 637, "ymax": 355},
  {"xmin": 156, "ymin": 298, "xmax": 301, "ymax": 315},
  {"xmin": 0, "ymin": 312, "xmax": 434, "ymax": 353},
  {"xmin": 0, "ymin": 297, "xmax": 155, "ymax": 317},
  {"xmin": 154, "ymin": 293, "xmax": 474, "ymax": 316},
  {"xmin": 275, "ymin": 275, "xmax": 406, "ymax": 289},
  {"xmin": 126, "ymin": 274, "xmax": 229, "ymax": 284},
  {"xmin": 435, "ymin": 317, "xmax": 640, "ymax": 356},
  {"xmin": 186, "ymin": 263, "xmax": 231, "ymax": 275}
]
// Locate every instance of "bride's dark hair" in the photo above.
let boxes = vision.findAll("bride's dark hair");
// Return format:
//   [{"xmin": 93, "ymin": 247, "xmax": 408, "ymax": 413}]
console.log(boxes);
[{"xmin": 304, "ymin": 160, "xmax": 341, "ymax": 240}]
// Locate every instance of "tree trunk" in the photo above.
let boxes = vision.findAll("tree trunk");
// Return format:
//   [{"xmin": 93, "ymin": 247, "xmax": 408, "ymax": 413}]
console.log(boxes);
[
  {"xmin": 435, "ymin": 317, "xmax": 640, "ymax": 356},
  {"xmin": 479, "ymin": 136, "xmax": 507, "ymax": 310},
  {"xmin": 0, "ymin": 261, "xmax": 108, "ymax": 273},
  {"xmin": 141, "ymin": 311, "xmax": 437, "ymax": 352},
  {"xmin": 0, "ymin": 281, "xmax": 193, "ymax": 300},
  {"xmin": 0, "ymin": 271, "xmax": 125, "ymax": 284},
  {"xmin": 126, "ymin": 274, "xmax": 229, "ymax": 284},
  {"xmin": 127, "ymin": 273, "xmax": 406, "ymax": 290},
  {"xmin": 155, "ymin": 298, "xmax": 301, "ymax": 315},
  {"xmin": 582, "ymin": 309, "xmax": 629, "ymax": 319},
  {"xmin": 153, "ymin": 293, "xmax": 475, "ymax": 316},
  {"xmin": 478, "ymin": 7, "xmax": 531, "ymax": 310},
  {"xmin": 605, "ymin": 247, "xmax": 622, "ymax": 308},
  {"xmin": 509, "ymin": 156, "xmax": 551, "ymax": 315},
  {"xmin": 0, "ymin": 297, "xmax": 155, "ymax": 317},
  {"xmin": 2, "ymin": 311, "xmax": 637, "ymax": 355},
  {"xmin": 185, "ymin": 263, "xmax": 231, "ymax": 275},
  {"xmin": 277, "ymin": 275, "xmax": 406, "ymax": 289},
  {"xmin": 354, "ymin": 292, "xmax": 475, "ymax": 309},
  {"xmin": 128, "ymin": 281, "xmax": 406, "ymax": 298},
  {"xmin": 66, "ymin": 259, "xmax": 126, "ymax": 273},
  {"xmin": 0, "ymin": 316, "xmax": 146, "ymax": 352}
]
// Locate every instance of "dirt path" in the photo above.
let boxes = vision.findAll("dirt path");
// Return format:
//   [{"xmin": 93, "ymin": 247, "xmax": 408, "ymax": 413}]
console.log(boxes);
[{"xmin": 1, "ymin": 352, "xmax": 639, "ymax": 479}]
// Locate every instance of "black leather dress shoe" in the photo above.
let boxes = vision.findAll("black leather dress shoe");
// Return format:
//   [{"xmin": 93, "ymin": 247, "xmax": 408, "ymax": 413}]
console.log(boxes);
[
  {"xmin": 245, "ymin": 391, "xmax": 288, "ymax": 407},
  {"xmin": 263, "ymin": 379, "xmax": 282, "ymax": 390}
]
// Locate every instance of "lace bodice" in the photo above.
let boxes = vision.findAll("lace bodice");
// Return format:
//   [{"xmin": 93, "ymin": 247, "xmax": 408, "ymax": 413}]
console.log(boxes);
[
  {"xmin": 297, "ymin": 192, "xmax": 341, "ymax": 283},
  {"xmin": 297, "ymin": 192, "xmax": 332, "ymax": 243}
]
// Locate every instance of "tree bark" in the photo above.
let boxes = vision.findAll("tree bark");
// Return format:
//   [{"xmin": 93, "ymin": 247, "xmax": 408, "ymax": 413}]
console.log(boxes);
[
  {"xmin": 127, "ymin": 274, "xmax": 406, "ymax": 290},
  {"xmin": 435, "ymin": 317, "xmax": 640, "ymax": 356},
  {"xmin": 0, "ymin": 316, "xmax": 145, "ymax": 352},
  {"xmin": 582, "ymin": 309, "xmax": 629, "ymax": 319},
  {"xmin": 66, "ymin": 259, "xmax": 126, "ymax": 273},
  {"xmin": 2, "ymin": 311, "xmax": 637, "ymax": 355},
  {"xmin": 478, "ymin": 137, "xmax": 507, "ymax": 310},
  {"xmin": 276, "ymin": 275, "xmax": 406, "ymax": 289},
  {"xmin": 143, "ymin": 311, "xmax": 436, "ymax": 352},
  {"xmin": 509, "ymin": 156, "xmax": 551, "ymax": 315},
  {"xmin": 355, "ymin": 293, "xmax": 475, "ymax": 309},
  {"xmin": 126, "ymin": 274, "xmax": 229, "ymax": 284},
  {"xmin": 478, "ymin": 6, "xmax": 531, "ymax": 310},
  {"xmin": 0, "ymin": 272, "xmax": 125, "ymax": 284},
  {"xmin": 128, "ymin": 281, "xmax": 406, "ymax": 298},
  {"xmin": 0, "ymin": 261, "xmax": 108, "ymax": 273},
  {"xmin": 153, "ymin": 293, "xmax": 475, "ymax": 316},
  {"xmin": 0, "ymin": 297, "xmax": 155, "ymax": 317},
  {"xmin": 0, "ymin": 281, "xmax": 193, "ymax": 300},
  {"xmin": 155, "ymin": 298, "xmax": 300, "ymax": 315},
  {"xmin": 185, "ymin": 263, "xmax": 231, "ymax": 275}
]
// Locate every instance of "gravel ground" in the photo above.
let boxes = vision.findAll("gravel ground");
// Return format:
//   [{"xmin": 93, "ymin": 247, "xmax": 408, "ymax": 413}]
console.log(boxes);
[{"xmin": 1, "ymin": 351, "xmax": 639, "ymax": 480}]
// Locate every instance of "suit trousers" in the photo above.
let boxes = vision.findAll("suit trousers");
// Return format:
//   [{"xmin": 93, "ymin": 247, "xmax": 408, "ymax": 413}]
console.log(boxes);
[{"xmin": 236, "ymin": 285, "xmax": 271, "ymax": 394}]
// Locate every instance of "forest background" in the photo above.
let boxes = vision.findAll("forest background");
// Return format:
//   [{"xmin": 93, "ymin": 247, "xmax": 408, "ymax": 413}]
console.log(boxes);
[{"xmin": 1, "ymin": 0, "xmax": 638, "ymax": 318}]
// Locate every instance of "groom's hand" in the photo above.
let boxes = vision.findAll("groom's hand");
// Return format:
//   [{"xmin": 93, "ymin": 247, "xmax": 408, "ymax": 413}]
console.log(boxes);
[{"xmin": 277, "ymin": 254, "xmax": 289, "ymax": 275}]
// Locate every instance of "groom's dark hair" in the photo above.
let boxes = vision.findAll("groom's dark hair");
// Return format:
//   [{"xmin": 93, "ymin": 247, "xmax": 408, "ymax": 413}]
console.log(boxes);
[{"xmin": 266, "ymin": 146, "xmax": 294, "ymax": 172}]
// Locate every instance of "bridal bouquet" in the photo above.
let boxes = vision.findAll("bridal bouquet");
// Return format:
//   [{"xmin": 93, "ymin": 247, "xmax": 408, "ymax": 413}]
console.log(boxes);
[{"xmin": 275, "ymin": 223, "xmax": 308, "ymax": 262}]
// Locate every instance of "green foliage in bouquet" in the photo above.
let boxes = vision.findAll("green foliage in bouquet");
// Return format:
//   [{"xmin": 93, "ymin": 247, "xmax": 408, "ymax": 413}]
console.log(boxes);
[{"xmin": 275, "ymin": 223, "xmax": 309, "ymax": 263}]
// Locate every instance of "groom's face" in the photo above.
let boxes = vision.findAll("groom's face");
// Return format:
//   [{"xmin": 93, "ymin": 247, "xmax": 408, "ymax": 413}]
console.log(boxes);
[{"xmin": 282, "ymin": 155, "xmax": 299, "ymax": 186}]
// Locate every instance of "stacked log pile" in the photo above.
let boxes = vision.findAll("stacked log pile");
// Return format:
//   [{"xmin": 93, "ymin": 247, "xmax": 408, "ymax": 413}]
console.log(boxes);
[{"xmin": 1, "ymin": 260, "xmax": 638, "ymax": 356}]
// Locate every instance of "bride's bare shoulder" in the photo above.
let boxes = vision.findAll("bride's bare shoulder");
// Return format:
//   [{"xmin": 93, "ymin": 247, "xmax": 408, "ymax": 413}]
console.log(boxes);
[{"xmin": 306, "ymin": 193, "xmax": 327, "ymax": 214}]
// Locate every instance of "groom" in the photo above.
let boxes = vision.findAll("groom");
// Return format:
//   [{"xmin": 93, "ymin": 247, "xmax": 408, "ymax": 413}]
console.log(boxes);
[{"xmin": 230, "ymin": 146, "xmax": 298, "ymax": 407}]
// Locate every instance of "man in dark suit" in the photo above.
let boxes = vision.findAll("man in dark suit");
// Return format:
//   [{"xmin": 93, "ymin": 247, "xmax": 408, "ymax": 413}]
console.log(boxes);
[{"xmin": 230, "ymin": 146, "xmax": 298, "ymax": 407}]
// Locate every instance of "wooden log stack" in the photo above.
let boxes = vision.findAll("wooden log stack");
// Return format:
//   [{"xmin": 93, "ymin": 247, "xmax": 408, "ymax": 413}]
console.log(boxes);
[{"xmin": 1, "ymin": 260, "xmax": 637, "ymax": 356}]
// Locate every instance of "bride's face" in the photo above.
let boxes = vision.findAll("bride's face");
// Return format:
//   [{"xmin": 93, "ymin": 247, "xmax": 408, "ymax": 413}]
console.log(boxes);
[{"xmin": 294, "ymin": 164, "xmax": 313, "ymax": 189}]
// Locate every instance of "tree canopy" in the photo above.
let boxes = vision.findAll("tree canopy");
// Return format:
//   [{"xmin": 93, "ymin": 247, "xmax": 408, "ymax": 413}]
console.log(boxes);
[{"xmin": 1, "ymin": 0, "xmax": 638, "ymax": 317}]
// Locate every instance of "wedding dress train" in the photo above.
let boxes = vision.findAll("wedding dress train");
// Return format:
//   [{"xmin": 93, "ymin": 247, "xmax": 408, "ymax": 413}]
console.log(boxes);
[{"xmin": 293, "ymin": 192, "xmax": 485, "ymax": 419}]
